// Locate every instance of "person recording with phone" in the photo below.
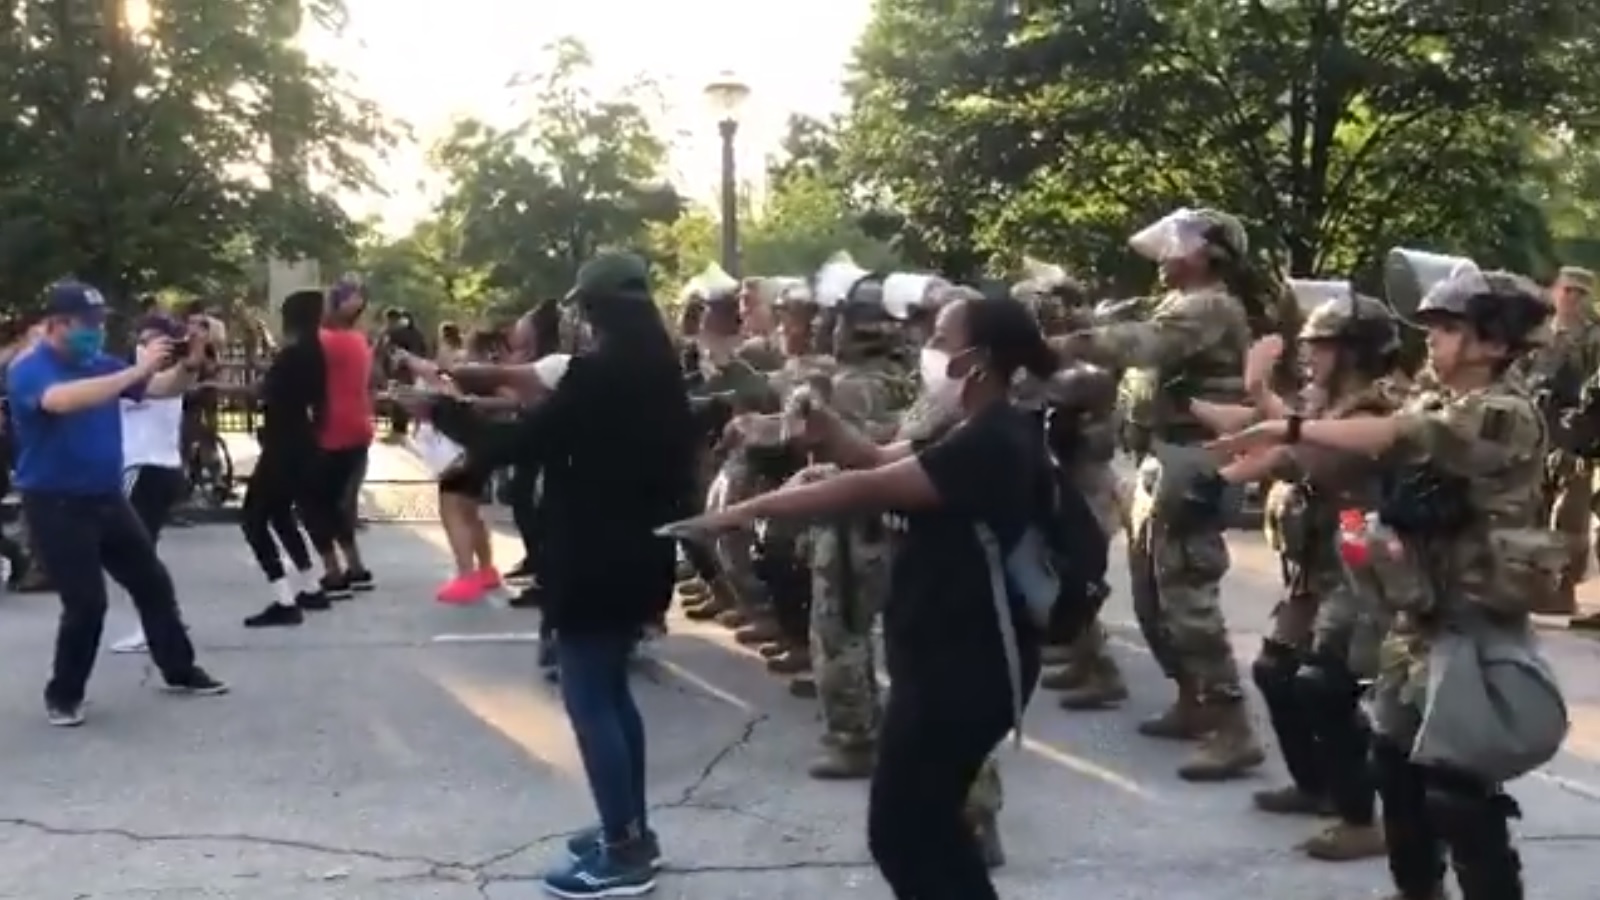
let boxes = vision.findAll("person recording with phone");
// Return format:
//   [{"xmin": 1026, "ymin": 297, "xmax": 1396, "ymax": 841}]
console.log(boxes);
[
  {"xmin": 108, "ymin": 315, "xmax": 211, "ymax": 654},
  {"xmin": 8, "ymin": 281, "xmax": 227, "ymax": 727}
]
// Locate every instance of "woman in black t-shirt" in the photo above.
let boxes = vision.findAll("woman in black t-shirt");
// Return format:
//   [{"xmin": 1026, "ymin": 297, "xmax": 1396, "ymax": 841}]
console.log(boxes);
[{"xmin": 666, "ymin": 290, "xmax": 1059, "ymax": 900}]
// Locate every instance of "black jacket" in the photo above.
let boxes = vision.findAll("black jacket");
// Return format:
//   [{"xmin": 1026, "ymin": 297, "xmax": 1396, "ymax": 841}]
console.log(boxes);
[{"xmin": 432, "ymin": 349, "xmax": 696, "ymax": 634}]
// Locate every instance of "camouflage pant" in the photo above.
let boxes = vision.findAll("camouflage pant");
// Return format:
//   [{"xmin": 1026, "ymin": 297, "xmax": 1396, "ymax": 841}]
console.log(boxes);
[
  {"xmin": 1547, "ymin": 453, "xmax": 1592, "ymax": 588},
  {"xmin": 809, "ymin": 521, "xmax": 887, "ymax": 744},
  {"xmin": 964, "ymin": 757, "xmax": 1003, "ymax": 822},
  {"xmin": 1064, "ymin": 461, "xmax": 1127, "ymax": 664},
  {"xmin": 709, "ymin": 459, "xmax": 769, "ymax": 614},
  {"xmin": 1129, "ymin": 516, "xmax": 1242, "ymax": 700}
]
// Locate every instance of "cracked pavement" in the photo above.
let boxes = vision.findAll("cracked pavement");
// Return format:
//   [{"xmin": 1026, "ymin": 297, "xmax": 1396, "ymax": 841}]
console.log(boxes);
[{"xmin": 3, "ymin": 523, "xmax": 1600, "ymax": 899}]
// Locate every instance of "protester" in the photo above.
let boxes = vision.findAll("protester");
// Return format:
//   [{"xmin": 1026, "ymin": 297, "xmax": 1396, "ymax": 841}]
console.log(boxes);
[
  {"xmin": 238, "ymin": 289, "xmax": 331, "ymax": 627},
  {"xmin": 108, "ymin": 315, "xmax": 203, "ymax": 653},
  {"xmin": 413, "ymin": 253, "xmax": 696, "ymax": 898},
  {"xmin": 666, "ymin": 289, "xmax": 1060, "ymax": 900},
  {"xmin": 380, "ymin": 307, "xmax": 428, "ymax": 442},
  {"xmin": 8, "ymin": 281, "xmax": 227, "ymax": 726},
  {"xmin": 504, "ymin": 302, "xmax": 563, "ymax": 596},
  {"xmin": 304, "ymin": 278, "xmax": 375, "ymax": 598}
]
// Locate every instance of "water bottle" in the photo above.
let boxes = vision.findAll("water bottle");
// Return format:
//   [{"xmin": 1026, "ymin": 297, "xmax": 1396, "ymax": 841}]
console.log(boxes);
[{"xmin": 1337, "ymin": 509, "xmax": 1372, "ymax": 567}]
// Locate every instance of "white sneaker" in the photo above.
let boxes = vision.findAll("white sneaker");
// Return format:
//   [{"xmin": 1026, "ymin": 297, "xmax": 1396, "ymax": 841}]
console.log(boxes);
[{"xmin": 110, "ymin": 631, "xmax": 148, "ymax": 654}]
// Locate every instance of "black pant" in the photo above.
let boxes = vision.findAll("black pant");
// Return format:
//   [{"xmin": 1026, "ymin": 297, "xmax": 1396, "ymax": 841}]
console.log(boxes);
[
  {"xmin": 302, "ymin": 445, "xmax": 367, "ymax": 553},
  {"xmin": 125, "ymin": 466, "xmax": 185, "ymax": 545},
  {"xmin": 240, "ymin": 446, "xmax": 317, "ymax": 581},
  {"xmin": 509, "ymin": 464, "xmax": 541, "ymax": 561},
  {"xmin": 25, "ymin": 491, "xmax": 196, "ymax": 706},
  {"xmin": 868, "ymin": 680, "xmax": 1024, "ymax": 900}
]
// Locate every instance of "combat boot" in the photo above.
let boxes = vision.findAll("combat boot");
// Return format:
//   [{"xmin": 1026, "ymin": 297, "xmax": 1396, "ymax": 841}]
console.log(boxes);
[
  {"xmin": 808, "ymin": 740, "xmax": 875, "ymax": 779},
  {"xmin": 1299, "ymin": 821, "xmax": 1385, "ymax": 861},
  {"xmin": 766, "ymin": 647, "xmax": 812, "ymax": 675},
  {"xmin": 1039, "ymin": 658, "xmax": 1090, "ymax": 692},
  {"xmin": 1039, "ymin": 642, "xmax": 1074, "ymax": 667},
  {"xmin": 683, "ymin": 582, "xmax": 732, "ymax": 621},
  {"xmin": 788, "ymin": 675, "xmax": 818, "ymax": 698},
  {"xmin": 1251, "ymin": 785, "xmax": 1328, "ymax": 816},
  {"xmin": 1570, "ymin": 610, "xmax": 1600, "ymax": 631},
  {"xmin": 758, "ymin": 642, "xmax": 789, "ymax": 660},
  {"xmin": 1057, "ymin": 658, "xmax": 1129, "ymax": 710},
  {"xmin": 972, "ymin": 813, "xmax": 1005, "ymax": 869},
  {"xmin": 1176, "ymin": 702, "xmax": 1265, "ymax": 782},
  {"xmin": 715, "ymin": 608, "xmax": 749, "ymax": 629},
  {"xmin": 1136, "ymin": 679, "xmax": 1213, "ymax": 740},
  {"xmin": 734, "ymin": 617, "xmax": 782, "ymax": 647}
]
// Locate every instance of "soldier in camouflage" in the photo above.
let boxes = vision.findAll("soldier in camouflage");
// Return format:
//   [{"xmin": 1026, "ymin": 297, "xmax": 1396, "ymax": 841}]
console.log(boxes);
[
  {"xmin": 1210, "ymin": 269, "xmax": 1560, "ymax": 900},
  {"xmin": 1050, "ymin": 207, "xmax": 1266, "ymax": 781},
  {"xmin": 1196, "ymin": 289, "xmax": 1402, "ymax": 861},
  {"xmin": 754, "ymin": 281, "xmax": 835, "ymax": 685},
  {"xmin": 1517, "ymin": 265, "xmax": 1600, "ymax": 614},
  {"xmin": 683, "ymin": 285, "xmax": 782, "ymax": 634},
  {"xmin": 1013, "ymin": 269, "xmax": 1131, "ymax": 708},
  {"xmin": 804, "ymin": 274, "xmax": 907, "ymax": 779}
]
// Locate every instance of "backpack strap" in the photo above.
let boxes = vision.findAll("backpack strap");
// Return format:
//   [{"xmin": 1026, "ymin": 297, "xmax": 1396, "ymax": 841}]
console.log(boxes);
[{"xmin": 974, "ymin": 522, "xmax": 1027, "ymax": 748}]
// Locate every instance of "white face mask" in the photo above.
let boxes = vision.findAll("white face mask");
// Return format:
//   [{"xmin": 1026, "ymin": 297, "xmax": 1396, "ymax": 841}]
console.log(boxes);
[{"xmin": 919, "ymin": 347, "xmax": 963, "ymax": 410}]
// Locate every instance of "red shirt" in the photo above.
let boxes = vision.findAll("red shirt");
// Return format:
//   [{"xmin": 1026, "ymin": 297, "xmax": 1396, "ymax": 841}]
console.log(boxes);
[{"xmin": 317, "ymin": 327, "xmax": 375, "ymax": 450}]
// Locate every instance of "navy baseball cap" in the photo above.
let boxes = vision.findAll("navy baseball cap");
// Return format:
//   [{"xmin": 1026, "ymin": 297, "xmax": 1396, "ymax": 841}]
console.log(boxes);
[{"xmin": 45, "ymin": 280, "xmax": 108, "ymax": 322}]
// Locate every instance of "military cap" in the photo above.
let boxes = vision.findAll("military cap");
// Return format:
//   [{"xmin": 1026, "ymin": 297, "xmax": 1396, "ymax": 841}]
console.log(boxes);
[
  {"xmin": 1558, "ymin": 266, "xmax": 1595, "ymax": 293},
  {"xmin": 1193, "ymin": 208, "xmax": 1248, "ymax": 258}
]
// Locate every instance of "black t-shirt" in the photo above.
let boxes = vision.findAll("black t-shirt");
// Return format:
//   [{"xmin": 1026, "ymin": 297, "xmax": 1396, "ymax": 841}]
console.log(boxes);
[
  {"xmin": 257, "ymin": 341, "xmax": 326, "ymax": 454},
  {"xmin": 884, "ymin": 401, "xmax": 1048, "ymax": 713}
]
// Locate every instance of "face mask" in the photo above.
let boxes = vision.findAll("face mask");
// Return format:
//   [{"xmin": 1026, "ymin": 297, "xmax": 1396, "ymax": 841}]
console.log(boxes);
[
  {"xmin": 64, "ymin": 326, "xmax": 104, "ymax": 361},
  {"xmin": 919, "ymin": 347, "xmax": 965, "ymax": 410}
]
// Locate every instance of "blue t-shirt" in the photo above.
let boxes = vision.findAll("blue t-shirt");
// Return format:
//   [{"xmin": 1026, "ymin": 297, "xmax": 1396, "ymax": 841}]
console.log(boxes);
[{"xmin": 8, "ymin": 347, "xmax": 146, "ymax": 495}]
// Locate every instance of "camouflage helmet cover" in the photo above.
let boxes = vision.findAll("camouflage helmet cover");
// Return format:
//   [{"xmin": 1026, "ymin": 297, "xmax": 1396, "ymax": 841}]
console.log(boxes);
[{"xmin": 1415, "ymin": 269, "xmax": 1550, "ymax": 349}]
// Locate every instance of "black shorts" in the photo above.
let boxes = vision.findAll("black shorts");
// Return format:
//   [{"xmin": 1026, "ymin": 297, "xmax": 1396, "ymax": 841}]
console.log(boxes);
[{"xmin": 439, "ymin": 461, "xmax": 493, "ymax": 500}]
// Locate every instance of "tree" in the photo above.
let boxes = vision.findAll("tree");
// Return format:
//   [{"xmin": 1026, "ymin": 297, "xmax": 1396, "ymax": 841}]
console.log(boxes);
[
  {"xmin": 428, "ymin": 38, "xmax": 681, "ymax": 305},
  {"xmin": 0, "ymin": 0, "xmax": 391, "ymax": 314},
  {"xmin": 845, "ymin": 0, "xmax": 1600, "ymax": 285}
]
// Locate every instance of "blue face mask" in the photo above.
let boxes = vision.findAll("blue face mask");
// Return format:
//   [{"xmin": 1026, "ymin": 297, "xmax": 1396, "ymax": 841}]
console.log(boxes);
[{"xmin": 64, "ymin": 326, "xmax": 105, "ymax": 361}]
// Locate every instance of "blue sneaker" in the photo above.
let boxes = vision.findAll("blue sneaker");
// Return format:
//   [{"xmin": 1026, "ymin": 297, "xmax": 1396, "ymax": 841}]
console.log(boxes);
[
  {"xmin": 542, "ymin": 844, "xmax": 656, "ymax": 898},
  {"xmin": 565, "ymin": 827, "xmax": 663, "ymax": 868}
]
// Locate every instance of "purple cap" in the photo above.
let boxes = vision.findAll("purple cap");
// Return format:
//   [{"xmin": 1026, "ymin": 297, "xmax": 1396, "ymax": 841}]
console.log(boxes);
[
  {"xmin": 329, "ymin": 277, "xmax": 365, "ymax": 308},
  {"xmin": 45, "ymin": 280, "xmax": 107, "ymax": 322},
  {"xmin": 135, "ymin": 314, "xmax": 186, "ymax": 339}
]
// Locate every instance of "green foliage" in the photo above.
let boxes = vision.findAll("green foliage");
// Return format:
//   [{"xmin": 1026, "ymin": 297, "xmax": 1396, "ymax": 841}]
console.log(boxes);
[
  {"xmin": 0, "ymin": 0, "xmax": 391, "ymax": 314},
  {"xmin": 844, "ymin": 0, "xmax": 1600, "ymax": 286}
]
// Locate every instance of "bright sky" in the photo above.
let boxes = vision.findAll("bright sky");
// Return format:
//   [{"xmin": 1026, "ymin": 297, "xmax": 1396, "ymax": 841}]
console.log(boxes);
[{"xmin": 310, "ymin": 0, "xmax": 874, "ymax": 235}]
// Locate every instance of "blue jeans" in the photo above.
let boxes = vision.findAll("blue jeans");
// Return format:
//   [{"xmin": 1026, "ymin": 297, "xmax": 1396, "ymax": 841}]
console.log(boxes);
[{"xmin": 557, "ymin": 632, "xmax": 648, "ymax": 841}]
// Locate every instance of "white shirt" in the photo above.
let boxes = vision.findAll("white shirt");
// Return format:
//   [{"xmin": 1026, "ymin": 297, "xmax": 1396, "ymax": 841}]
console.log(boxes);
[{"xmin": 120, "ymin": 396, "xmax": 184, "ymax": 470}]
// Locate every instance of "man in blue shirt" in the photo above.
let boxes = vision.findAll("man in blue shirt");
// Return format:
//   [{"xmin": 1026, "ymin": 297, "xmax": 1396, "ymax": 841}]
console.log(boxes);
[{"xmin": 8, "ymin": 281, "xmax": 228, "ymax": 726}]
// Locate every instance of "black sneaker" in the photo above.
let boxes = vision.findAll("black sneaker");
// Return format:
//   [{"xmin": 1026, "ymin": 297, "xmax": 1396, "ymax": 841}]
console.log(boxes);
[
  {"xmin": 320, "ymin": 573, "xmax": 353, "ymax": 600},
  {"xmin": 347, "ymin": 568, "xmax": 375, "ymax": 592},
  {"xmin": 296, "ymin": 591, "xmax": 331, "ymax": 611},
  {"xmin": 244, "ymin": 603, "xmax": 304, "ymax": 628},
  {"xmin": 508, "ymin": 585, "xmax": 543, "ymax": 609},
  {"xmin": 505, "ymin": 558, "xmax": 534, "ymax": 581},
  {"xmin": 45, "ymin": 699, "xmax": 85, "ymax": 727},
  {"xmin": 162, "ymin": 667, "xmax": 229, "ymax": 696}
]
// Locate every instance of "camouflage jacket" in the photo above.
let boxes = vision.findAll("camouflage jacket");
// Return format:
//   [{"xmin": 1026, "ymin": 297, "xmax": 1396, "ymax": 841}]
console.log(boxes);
[
  {"xmin": 1514, "ymin": 315, "xmax": 1600, "ymax": 418},
  {"xmin": 1380, "ymin": 380, "xmax": 1561, "ymax": 618},
  {"xmin": 1264, "ymin": 377, "xmax": 1407, "ymax": 566},
  {"xmin": 830, "ymin": 358, "xmax": 910, "ymax": 441},
  {"xmin": 1056, "ymin": 285, "xmax": 1252, "ymax": 442}
]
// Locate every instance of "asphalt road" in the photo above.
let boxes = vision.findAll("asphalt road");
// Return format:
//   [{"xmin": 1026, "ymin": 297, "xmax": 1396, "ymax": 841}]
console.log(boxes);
[{"xmin": 1, "ymin": 522, "xmax": 1599, "ymax": 899}]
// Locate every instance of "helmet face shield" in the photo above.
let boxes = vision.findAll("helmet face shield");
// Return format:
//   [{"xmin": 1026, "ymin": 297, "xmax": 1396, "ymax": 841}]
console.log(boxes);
[{"xmin": 1129, "ymin": 209, "xmax": 1210, "ymax": 262}]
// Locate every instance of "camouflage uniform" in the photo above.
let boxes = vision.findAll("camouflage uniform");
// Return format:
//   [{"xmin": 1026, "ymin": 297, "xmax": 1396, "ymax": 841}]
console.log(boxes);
[
  {"xmin": 1513, "ymin": 268, "xmax": 1600, "ymax": 613},
  {"xmin": 1361, "ymin": 270, "xmax": 1558, "ymax": 900},
  {"xmin": 1053, "ymin": 208, "xmax": 1264, "ymax": 781},
  {"xmin": 806, "ymin": 307, "xmax": 904, "ymax": 779},
  {"xmin": 687, "ymin": 302, "xmax": 782, "ymax": 631}
]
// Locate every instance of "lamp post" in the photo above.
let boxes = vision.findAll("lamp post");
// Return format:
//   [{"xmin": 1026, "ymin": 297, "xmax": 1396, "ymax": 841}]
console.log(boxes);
[{"xmin": 704, "ymin": 72, "xmax": 750, "ymax": 278}]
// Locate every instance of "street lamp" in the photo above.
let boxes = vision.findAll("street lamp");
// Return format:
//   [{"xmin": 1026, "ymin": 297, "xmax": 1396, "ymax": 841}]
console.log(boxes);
[{"xmin": 704, "ymin": 72, "xmax": 750, "ymax": 278}]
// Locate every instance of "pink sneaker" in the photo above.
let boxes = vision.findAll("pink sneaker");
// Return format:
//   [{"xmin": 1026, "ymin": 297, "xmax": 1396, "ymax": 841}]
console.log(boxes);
[
  {"xmin": 476, "ymin": 568, "xmax": 503, "ymax": 589},
  {"xmin": 436, "ymin": 575, "xmax": 487, "ymax": 605}
]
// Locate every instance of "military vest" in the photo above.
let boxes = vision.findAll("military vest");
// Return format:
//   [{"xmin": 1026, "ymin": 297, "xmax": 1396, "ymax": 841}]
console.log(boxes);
[{"xmin": 1119, "ymin": 286, "xmax": 1251, "ymax": 445}]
